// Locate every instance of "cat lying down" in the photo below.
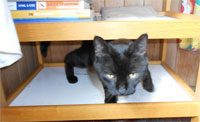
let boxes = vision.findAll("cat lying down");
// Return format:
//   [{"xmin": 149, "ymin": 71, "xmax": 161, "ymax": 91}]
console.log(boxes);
[{"xmin": 65, "ymin": 34, "xmax": 154, "ymax": 103}]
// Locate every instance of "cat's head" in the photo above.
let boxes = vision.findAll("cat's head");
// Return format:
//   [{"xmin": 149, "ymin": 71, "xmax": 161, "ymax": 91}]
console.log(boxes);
[{"xmin": 93, "ymin": 34, "xmax": 149, "ymax": 96}]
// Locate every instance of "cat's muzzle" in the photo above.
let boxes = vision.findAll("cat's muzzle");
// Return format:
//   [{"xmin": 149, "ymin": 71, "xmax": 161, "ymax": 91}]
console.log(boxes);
[{"xmin": 117, "ymin": 88, "xmax": 136, "ymax": 96}]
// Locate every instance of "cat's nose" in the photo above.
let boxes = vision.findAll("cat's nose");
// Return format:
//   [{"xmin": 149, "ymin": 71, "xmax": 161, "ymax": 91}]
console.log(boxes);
[{"xmin": 118, "ymin": 86, "xmax": 126, "ymax": 95}]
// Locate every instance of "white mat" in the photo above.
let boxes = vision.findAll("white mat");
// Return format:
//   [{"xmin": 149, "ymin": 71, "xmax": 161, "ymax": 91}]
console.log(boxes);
[{"xmin": 10, "ymin": 65, "xmax": 192, "ymax": 106}]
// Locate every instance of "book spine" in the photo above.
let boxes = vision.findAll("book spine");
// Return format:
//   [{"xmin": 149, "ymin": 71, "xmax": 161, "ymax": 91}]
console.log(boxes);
[
  {"xmin": 11, "ymin": 9, "xmax": 91, "ymax": 19},
  {"xmin": 8, "ymin": 0, "xmax": 89, "ymax": 10},
  {"xmin": 38, "ymin": 1, "xmax": 81, "ymax": 10},
  {"xmin": 17, "ymin": 1, "xmax": 37, "ymax": 10}
]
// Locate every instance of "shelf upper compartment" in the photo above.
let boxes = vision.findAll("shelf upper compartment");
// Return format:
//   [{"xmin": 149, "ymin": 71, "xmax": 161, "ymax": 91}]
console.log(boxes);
[{"xmin": 15, "ymin": 12, "xmax": 200, "ymax": 42}]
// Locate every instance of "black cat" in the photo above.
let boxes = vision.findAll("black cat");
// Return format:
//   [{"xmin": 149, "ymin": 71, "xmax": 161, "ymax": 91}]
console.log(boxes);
[{"xmin": 65, "ymin": 34, "xmax": 154, "ymax": 103}]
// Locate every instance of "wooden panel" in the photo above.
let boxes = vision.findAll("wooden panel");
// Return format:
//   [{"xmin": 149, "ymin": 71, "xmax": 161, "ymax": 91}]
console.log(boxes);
[
  {"xmin": 1, "ymin": 62, "xmax": 21, "ymax": 98},
  {"xmin": 191, "ymin": 115, "xmax": 200, "ymax": 122},
  {"xmin": 144, "ymin": 0, "xmax": 163, "ymax": 12},
  {"xmin": 163, "ymin": 0, "xmax": 171, "ymax": 11},
  {"xmin": 0, "ymin": 73, "xmax": 7, "ymax": 108},
  {"xmin": 17, "ymin": 43, "xmax": 38, "ymax": 83},
  {"xmin": 170, "ymin": 0, "xmax": 181, "ymax": 12},
  {"xmin": 161, "ymin": 39, "xmax": 167, "ymax": 62},
  {"xmin": 17, "ymin": 45, "xmax": 29, "ymax": 82},
  {"xmin": 15, "ymin": 19, "xmax": 200, "ymax": 42},
  {"xmin": 104, "ymin": 0, "xmax": 124, "ymax": 7},
  {"xmin": 44, "ymin": 41, "xmax": 81, "ymax": 63},
  {"xmin": 21, "ymin": 43, "xmax": 38, "ymax": 74},
  {"xmin": 93, "ymin": 0, "xmax": 104, "ymax": 13},
  {"xmin": 36, "ymin": 42, "xmax": 44, "ymax": 65},
  {"xmin": 147, "ymin": 40, "xmax": 161, "ymax": 61},
  {"xmin": 2, "ymin": 102, "xmax": 199, "ymax": 121},
  {"xmin": 164, "ymin": 12, "xmax": 200, "ymax": 20},
  {"xmin": 6, "ymin": 65, "xmax": 43, "ymax": 105},
  {"xmin": 1, "ymin": 43, "xmax": 38, "ymax": 98},
  {"xmin": 125, "ymin": 0, "xmax": 144, "ymax": 6},
  {"xmin": 195, "ymin": 64, "xmax": 200, "ymax": 101},
  {"xmin": 165, "ymin": 40, "xmax": 178, "ymax": 70},
  {"xmin": 175, "ymin": 49, "xmax": 200, "ymax": 87}
]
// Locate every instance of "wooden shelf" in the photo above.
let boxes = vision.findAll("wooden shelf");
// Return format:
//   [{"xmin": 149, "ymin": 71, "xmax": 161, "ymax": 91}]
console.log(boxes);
[
  {"xmin": 2, "ymin": 102, "xmax": 199, "ymax": 121},
  {"xmin": 15, "ymin": 12, "xmax": 200, "ymax": 42},
  {"xmin": 2, "ymin": 6, "xmax": 200, "ymax": 121}
]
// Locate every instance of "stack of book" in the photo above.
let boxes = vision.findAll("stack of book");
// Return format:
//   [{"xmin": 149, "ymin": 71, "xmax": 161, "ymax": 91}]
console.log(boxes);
[{"xmin": 8, "ymin": 0, "xmax": 94, "ymax": 23}]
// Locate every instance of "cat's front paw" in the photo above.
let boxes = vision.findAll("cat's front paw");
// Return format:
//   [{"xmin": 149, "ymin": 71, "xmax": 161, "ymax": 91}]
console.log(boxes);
[
  {"xmin": 105, "ymin": 96, "xmax": 117, "ymax": 103},
  {"xmin": 143, "ymin": 80, "xmax": 154, "ymax": 92},
  {"xmin": 67, "ymin": 76, "xmax": 78, "ymax": 84}
]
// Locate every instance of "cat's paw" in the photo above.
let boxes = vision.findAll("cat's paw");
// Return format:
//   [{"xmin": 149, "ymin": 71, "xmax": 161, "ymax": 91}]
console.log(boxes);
[
  {"xmin": 105, "ymin": 96, "xmax": 117, "ymax": 103},
  {"xmin": 143, "ymin": 81, "xmax": 154, "ymax": 92},
  {"xmin": 67, "ymin": 76, "xmax": 78, "ymax": 84}
]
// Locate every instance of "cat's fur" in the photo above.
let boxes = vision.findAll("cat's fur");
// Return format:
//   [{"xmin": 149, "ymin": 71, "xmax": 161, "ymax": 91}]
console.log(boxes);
[
  {"xmin": 65, "ymin": 34, "xmax": 154, "ymax": 103},
  {"xmin": 65, "ymin": 41, "xmax": 94, "ymax": 83}
]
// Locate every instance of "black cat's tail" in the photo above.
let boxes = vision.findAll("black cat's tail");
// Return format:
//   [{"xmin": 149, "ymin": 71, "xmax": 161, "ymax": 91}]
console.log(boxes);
[{"xmin": 40, "ymin": 42, "xmax": 51, "ymax": 57}]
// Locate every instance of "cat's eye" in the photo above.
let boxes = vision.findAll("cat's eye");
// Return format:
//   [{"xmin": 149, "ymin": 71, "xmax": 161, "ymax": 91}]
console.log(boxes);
[
  {"xmin": 106, "ymin": 74, "xmax": 115, "ymax": 79},
  {"xmin": 129, "ymin": 73, "xmax": 137, "ymax": 79}
]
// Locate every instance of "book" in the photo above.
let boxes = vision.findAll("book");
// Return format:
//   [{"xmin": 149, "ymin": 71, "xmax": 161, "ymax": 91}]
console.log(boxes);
[
  {"xmin": 8, "ymin": 1, "xmax": 36, "ymax": 10},
  {"xmin": 11, "ymin": 9, "xmax": 92, "ymax": 19},
  {"xmin": 13, "ymin": 18, "xmax": 93, "ymax": 23},
  {"xmin": 38, "ymin": 1, "xmax": 90, "ymax": 10},
  {"xmin": 8, "ymin": 0, "xmax": 90, "ymax": 10}
]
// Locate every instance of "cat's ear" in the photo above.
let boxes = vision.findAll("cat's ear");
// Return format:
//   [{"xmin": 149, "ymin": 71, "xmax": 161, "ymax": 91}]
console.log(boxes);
[
  {"xmin": 93, "ymin": 36, "xmax": 109, "ymax": 58},
  {"xmin": 128, "ymin": 34, "xmax": 148, "ymax": 55}
]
